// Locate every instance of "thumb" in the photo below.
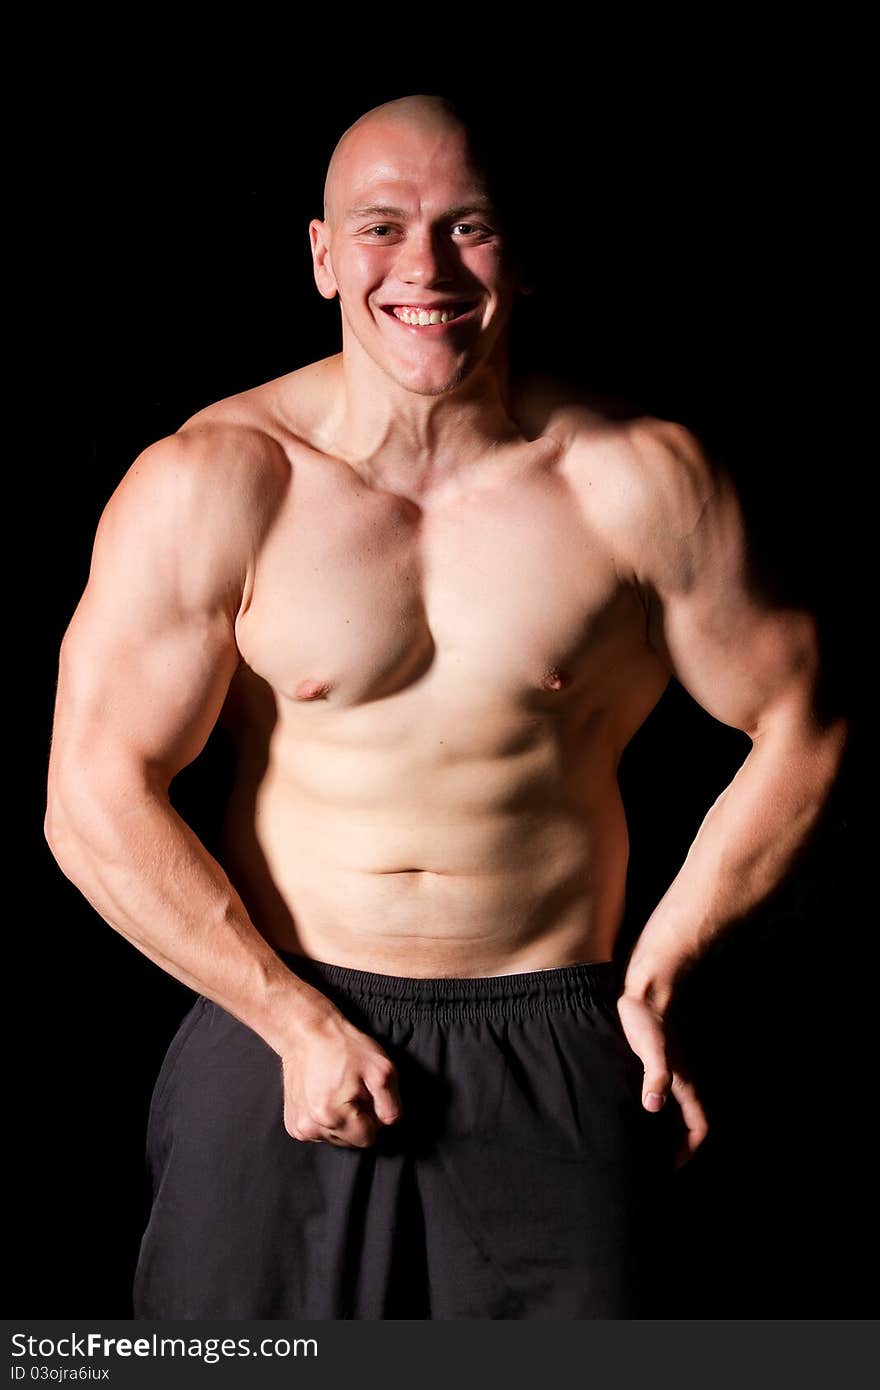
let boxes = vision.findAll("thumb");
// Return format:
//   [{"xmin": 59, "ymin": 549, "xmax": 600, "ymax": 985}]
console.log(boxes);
[
  {"xmin": 616, "ymin": 993, "xmax": 674, "ymax": 1114},
  {"xmin": 642, "ymin": 1053, "xmax": 673, "ymax": 1112},
  {"xmin": 364, "ymin": 1060, "xmax": 403, "ymax": 1126}
]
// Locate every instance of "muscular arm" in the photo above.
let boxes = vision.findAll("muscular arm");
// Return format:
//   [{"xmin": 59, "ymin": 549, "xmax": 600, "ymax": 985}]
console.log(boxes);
[
  {"xmin": 618, "ymin": 420, "xmax": 849, "ymax": 1014},
  {"xmin": 44, "ymin": 426, "xmax": 330, "ymax": 1052}
]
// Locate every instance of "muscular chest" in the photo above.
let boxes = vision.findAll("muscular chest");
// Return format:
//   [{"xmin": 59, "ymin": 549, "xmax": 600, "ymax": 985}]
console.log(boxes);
[{"xmin": 233, "ymin": 454, "xmax": 645, "ymax": 712}]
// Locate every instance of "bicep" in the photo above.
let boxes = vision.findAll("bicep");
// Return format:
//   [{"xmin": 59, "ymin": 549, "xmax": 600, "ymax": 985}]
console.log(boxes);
[
  {"xmin": 645, "ymin": 563, "xmax": 821, "ymax": 739},
  {"xmin": 49, "ymin": 438, "xmax": 245, "ymax": 803},
  {"xmin": 631, "ymin": 425, "xmax": 823, "ymax": 739}
]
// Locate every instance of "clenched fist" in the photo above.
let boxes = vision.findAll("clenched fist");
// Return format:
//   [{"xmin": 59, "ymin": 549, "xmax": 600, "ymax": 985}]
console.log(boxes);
[{"xmin": 280, "ymin": 1004, "xmax": 402, "ymax": 1148}]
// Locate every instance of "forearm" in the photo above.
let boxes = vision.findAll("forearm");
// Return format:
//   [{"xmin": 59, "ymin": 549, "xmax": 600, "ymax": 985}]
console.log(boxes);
[
  {"xmin": 623, "ymin": 712, "xmax": 849, "ymax": 1014},
  {"xmin": 45, "ymin": 775, "xmax": 331, "ymax": 1055}
]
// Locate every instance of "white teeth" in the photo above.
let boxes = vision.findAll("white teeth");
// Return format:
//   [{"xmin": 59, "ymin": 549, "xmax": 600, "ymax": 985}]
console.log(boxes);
[{"xmin": 390, "ymin": 305, "xmax": 463, "ymax": 325}]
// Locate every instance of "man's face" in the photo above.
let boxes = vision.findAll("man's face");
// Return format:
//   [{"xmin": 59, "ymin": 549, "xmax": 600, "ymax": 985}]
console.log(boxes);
[{"xmin": 310, "ymin": 120, "xmax": 523, "ymax": 396}]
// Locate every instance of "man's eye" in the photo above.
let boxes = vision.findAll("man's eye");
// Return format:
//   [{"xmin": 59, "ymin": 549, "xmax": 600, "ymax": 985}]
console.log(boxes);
[{"xmin": 364, "ymin": 223, "xmax": 490, "ymax": 238}]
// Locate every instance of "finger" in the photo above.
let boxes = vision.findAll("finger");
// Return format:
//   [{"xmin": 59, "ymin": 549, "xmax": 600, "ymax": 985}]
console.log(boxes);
[
  {"xmin": 330, "ymin": 1105, "xmax": 381, "ymax": 1148},
  {"xmin": 669, "ymin": 1074, "xmax": 709, "ymax": 1167},
  {"xmin": 290, "ymin": 1100, "xmax": 376, "ymax": 1146},
  {"xmin": 642, "ymin": 1056, "xmax": 673, "ymax": 1112},
  {"xmin": 325, "ymin": 1131, "xmax": 362, "ymax": 1148},
  {"xmin": 288, "ymin": 1122, "xmax": 324, "ymax": 1143},
  {"xmin": 363, "ymin": 1059, "xmax": 403, "ymax": 1126},
  {"xmin": 616, "ymin": 996, "xmax": 672, "ymax": 1111}
]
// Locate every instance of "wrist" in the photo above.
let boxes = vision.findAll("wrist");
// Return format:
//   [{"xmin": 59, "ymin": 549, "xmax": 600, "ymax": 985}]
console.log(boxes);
[
  {"xmin": 621, "ymin": 973, "xmax": 675, "ymax": 1017},
  {"xmin": 257, "ymin": 975, "xmax": 338, "ymax": 1056},
  {"xmin": 622, "ymin": 916, "xmax": 705, "ymax": 1017},
  {"xmin": 621, "ymin": 954, "xmax": 692, "ymax": 1018}
]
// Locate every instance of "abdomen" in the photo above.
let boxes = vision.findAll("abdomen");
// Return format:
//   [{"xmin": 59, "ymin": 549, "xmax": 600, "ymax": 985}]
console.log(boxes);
[{"xmin": 218, "ymin": 701, "xmax": 632, "ymax": 974}]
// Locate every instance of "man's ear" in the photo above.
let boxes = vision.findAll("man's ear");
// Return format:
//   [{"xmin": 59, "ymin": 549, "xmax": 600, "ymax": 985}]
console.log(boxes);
[{"xmin": 309, "ymin": 218, "xmax": 338, "ymax": 301}]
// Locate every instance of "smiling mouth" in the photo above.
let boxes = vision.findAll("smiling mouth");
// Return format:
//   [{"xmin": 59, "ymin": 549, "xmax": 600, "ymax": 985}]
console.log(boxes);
[{"xmin": 381, "ymin": 300, "xmax": 480, "ymax": 327}]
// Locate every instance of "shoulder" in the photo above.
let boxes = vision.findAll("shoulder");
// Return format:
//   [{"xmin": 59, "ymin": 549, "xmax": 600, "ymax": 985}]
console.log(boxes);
[
  {"xmin": 173, "ymin": 419, "xmax": 291, "ymax": 507},
  {"xmin": 513, "ymin": 375, "xmax": 733, "ymax": 564},
  {"xmin": 108, "ymin": 418, "xmax": 290, "ymax": 538},
  {"xmin": 615, "ymin": 417, "xmax": 726, "ymax": 556},
  {"xmin": 576, "ymin": 412, "xmax": 740, "ymax": 590},
  {"xmin": 89, "ymin": 422, "xmax": 289, "ymax": 621},
  {"xmin": 511, "ymin": 370, "xmax": 718, "ymax": 510},
  {"xmin": 623, "ymin": 416, "xmax": 723, "ymax": 515}
]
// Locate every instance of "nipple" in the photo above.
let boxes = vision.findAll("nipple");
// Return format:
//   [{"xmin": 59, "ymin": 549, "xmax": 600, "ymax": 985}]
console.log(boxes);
[
  {"xmin": 540, "ymin": 666, "xmax": 569, "ymax": 692},
  {"xmin": 294, "ymin": 677, "xmax": 332, "ymax": 701}
]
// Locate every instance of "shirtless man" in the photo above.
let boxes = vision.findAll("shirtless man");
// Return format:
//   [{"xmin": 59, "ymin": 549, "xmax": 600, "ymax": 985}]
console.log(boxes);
[{"xmin": 44, "ymin": 94, "xmax": 848, "ymax": 1319}]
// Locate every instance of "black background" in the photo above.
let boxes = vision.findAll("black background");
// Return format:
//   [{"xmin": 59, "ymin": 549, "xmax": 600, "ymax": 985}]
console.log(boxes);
[{"xmin": 23, "ymin": 49, "xmax": 871, "ymax": 1319}]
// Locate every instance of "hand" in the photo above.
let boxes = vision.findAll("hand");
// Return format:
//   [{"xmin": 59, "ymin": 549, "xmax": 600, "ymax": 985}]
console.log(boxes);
[
  {"xmin": 616, "ymin": 992, "xmax": 709, "ymax": 1169},
  {"xmin": 280, "ymin": 1004, "xmax": 402, "ymax": 1149}
]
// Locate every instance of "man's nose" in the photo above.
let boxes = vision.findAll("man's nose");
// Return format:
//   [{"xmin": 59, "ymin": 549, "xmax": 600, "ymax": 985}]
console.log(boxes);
[{"xmin": 396, "ymin": 228, "xmax": 453, "ymax": 284}]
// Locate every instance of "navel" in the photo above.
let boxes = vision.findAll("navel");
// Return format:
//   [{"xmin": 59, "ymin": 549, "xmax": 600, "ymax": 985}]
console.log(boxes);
[
  {"xmin": 539, "ymin": 666, "xmax": 569, "ymax": 692},
  {"xmin": 294, "ymin": 677, "xmax": 333, "ymax": 701}
]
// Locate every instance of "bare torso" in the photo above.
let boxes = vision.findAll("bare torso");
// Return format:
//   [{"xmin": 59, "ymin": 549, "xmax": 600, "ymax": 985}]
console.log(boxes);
[{"xmin": 185, "ymin": 357, "xmax": 670, "ymax": 977}]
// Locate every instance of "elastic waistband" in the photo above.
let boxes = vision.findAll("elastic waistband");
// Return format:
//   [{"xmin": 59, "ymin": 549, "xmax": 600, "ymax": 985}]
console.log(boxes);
[{"xmin": 277, "ymin": 949, "xmax": 621, "ymax": 1022}]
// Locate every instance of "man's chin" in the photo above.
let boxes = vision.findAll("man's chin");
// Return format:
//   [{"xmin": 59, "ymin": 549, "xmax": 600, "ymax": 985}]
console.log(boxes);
[
  {"xmin": 344, "ymin": 316, "xmax": 496, "ymax": 397},
  {"xmin": 383, "ymin": 351, "xmax": 479, "ymax": 397},
  {"xmin": 394, "ymin": 369, "xmax": 470, "ymax": 397}
]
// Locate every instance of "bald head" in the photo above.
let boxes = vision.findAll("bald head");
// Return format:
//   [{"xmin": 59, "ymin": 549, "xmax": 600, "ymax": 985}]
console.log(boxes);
[
  {"xmin": 322, "ymin": 94, "xmax": 472, "ymax": 225},
  {"xmin": 317, "ymin": 92, "xmax": 531, "ymax": 292}
]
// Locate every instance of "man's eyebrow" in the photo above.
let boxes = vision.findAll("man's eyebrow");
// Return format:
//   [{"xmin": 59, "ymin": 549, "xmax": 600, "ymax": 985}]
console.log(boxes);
[{"xmin": 344, "ymin": 200, "xmax": 497, "ymax": 223}]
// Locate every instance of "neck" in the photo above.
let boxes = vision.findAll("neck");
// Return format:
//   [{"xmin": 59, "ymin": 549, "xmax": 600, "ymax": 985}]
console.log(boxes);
[{"xmin": 318, "ymin": 325, "xmax": 525, "ymax": 496}]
